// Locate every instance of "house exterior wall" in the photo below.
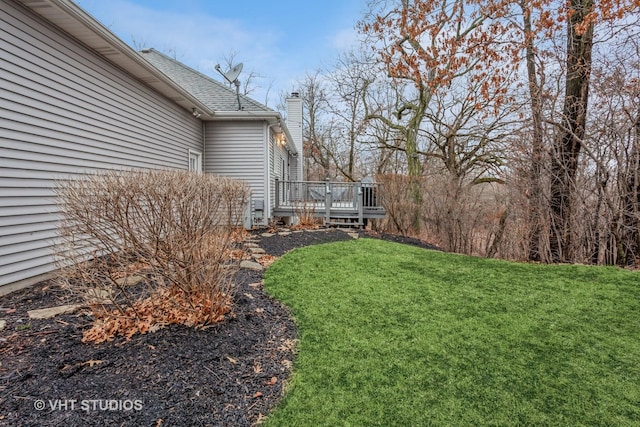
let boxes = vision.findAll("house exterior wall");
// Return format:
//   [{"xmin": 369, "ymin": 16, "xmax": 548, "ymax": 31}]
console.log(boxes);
[
  {"xmin": 0, "ymin": 0, "xmax": 204, "ymax": 288},
  {"xmin": 204, "ymin": 120, "xmax": 266, "ymax": 225},
  {"xmin": 289, "ymin": 154, "xmax": 301, "ymax": 181}
]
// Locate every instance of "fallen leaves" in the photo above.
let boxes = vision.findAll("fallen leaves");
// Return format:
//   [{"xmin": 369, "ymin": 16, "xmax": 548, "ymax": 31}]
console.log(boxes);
[
  {"xmin": 257, "ymin": 255, "xmax": 279, "ymax": 267},
  {"xmin": 81, "ymin": 287, "xmax": 232, "ymax": 343},
  {"xmin": 228, "ymin": 249, "xmax": 250, "ymax": 261},
  {"xmin": 278, "ymin": 339, "xmax": 297, "ymax": 352},
  {"xmin": 229, "ymin": 227, "xmax": 250, "ymax": 243},
  {"xmin": 265, "ymin": 376, "xmax": 278, "ymax": 386},
  {"xmin": 109, "ymin": 261, "xmax": 151, "ymax": 281}
]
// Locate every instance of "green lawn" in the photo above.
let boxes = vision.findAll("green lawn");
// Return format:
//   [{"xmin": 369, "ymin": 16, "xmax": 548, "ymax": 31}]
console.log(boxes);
[{"xmin": 263, "ymin": 238, "xmax": 640, "ymax": 426}]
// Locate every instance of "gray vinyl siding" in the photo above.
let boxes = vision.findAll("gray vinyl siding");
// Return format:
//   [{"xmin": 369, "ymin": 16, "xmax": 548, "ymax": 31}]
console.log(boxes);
[
  {"xmin": 0, "ymin": 0, "xmax": 204, "ymax": 288},
  {"xmin": 289, "ymin": 155, "xmax": 301, "ymax": 181},
  {"xmin": 204, "ymin": 120, "xmax": 265, "ymax": 223}
]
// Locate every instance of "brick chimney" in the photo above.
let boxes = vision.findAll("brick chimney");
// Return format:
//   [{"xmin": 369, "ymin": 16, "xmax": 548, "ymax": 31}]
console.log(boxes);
[{"xmin": 286, "ymin": 92, "xmax": 303, "ymax": 181}]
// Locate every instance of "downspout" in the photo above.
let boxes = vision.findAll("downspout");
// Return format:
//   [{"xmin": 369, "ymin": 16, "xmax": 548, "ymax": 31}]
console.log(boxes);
[
  {"xmin": 202, "ymin": 121, "xmax": 206, "ymax": 172},
  {"xmin": 265, "ymin": 121, "xmax": 278, "ymax": 226}
]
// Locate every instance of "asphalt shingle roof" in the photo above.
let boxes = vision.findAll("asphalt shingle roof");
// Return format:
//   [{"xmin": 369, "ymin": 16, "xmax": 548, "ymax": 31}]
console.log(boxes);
[{"xmin": 139, "ymin": 48, "xmax": 273, "ymax": 113}]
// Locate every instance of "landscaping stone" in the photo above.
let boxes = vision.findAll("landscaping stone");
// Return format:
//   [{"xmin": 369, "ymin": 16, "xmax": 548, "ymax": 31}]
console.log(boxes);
[
  {"xmin": 252, "ymin": 254, "xmax": 264, "ymax": 259},
  {"xmin": 28, "ymin": 304, "xmax": 81, "ymax": 320},
  {"xmin": 249, "ymin": 247, "xmax": 266, "ymax": 254},
  {"xmin": 0, "ymin": 319, "xmax": 5, "ymax": 331},
  {"xmin": 244, "ymin": 243, "xmax": 260, "ymax": 248},
  {"xmin": 348, "ymin": 233, "xmax": 359, "ymax": 239},
  {"xmin": 115, "ymin": 275, "xmax": 145, "ymax": 286},
  {"xmin": 240, "ymin": 260, "xmax": 264, "ymax": 272},
  {"xmin": 261, "ymin": 233, "xmax": 274, "ymax": 237},
  {"xmin": 278, "ymin": 232, "xmax": 292, "ymax": 236},
  {"xmin": 85, "ymin": 288, "xmax": 112, "ymax": 304}
]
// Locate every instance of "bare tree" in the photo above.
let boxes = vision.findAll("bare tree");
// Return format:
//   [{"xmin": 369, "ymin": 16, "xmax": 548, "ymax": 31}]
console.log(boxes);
[
  {"xmin": 218, "ymin": 50, "xmax": 262, "ymax": 97},
  {"xmin": 581, "ymin": 30, "xmax": 640, "ymax": 265},
  {"xmin": 320, "ymin": 50, "xmax": 380, "ymax": 181},
  {"xmin": 296, "ymin": 73, "xmax": 333, "ymax": 180},
  {"xmin": 518, "ymin": 0, "xmax": 549, "ymax": 261},
  {"xmin": 359, "ymin": 0, "xmax": 522, "ymax": 230},
  {"xmin": 548, "ymin": 0, "xmax": 595, "ymax": 262}
]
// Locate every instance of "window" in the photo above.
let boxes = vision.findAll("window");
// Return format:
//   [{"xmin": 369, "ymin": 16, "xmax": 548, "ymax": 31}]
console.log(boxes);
[{"xmin": 188, "ymin": 150, "xmax": 202, "ymax": 172}]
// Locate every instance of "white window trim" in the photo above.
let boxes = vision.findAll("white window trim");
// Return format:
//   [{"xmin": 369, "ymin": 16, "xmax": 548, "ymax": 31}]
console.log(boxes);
[{"xmin": 188, "ymin": 149, "xmax": 202, "ymax": 172}]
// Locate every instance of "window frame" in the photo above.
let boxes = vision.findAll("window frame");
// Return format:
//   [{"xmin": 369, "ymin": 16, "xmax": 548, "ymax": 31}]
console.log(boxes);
[{"xmin": 188, "ymin": 149, "xmax": 202, "ymax": 173}]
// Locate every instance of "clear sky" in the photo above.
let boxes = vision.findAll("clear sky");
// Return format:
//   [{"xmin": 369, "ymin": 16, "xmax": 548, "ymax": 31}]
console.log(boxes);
[{"xmin": 75, "ymin": 0, "xmax": 369, "ymax": 108}]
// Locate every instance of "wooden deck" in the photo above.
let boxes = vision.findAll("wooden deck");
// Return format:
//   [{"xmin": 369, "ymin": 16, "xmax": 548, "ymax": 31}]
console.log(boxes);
[{"xmin": 273, "ymin": 179, "xmax": 386, "ymax": 226}]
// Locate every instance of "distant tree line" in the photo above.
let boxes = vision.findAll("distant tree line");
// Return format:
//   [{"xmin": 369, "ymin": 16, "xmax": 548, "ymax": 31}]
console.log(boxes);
[{"xmin": 290, "ymin": 0, "xmax": 640, "ymax": 265}]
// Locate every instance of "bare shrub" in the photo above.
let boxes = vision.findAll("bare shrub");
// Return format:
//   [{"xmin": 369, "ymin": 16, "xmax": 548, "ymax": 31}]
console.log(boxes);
[
  {"xmin": 374, "ymin": 174, "xmax": 423, "ymax": 236},
  {"xmin": 55, "ymin": 169, "xmax": 250, "ymax": 343},
  {"xmin": 291, "ymin": 201, "xmax": 322, "ymax": 229},
  {"xmin": 374, "ymin": 173, "xmax": 515, "ymax": 257},
  {"xmin": 420, "ymin": 176, "xmax": 501, "ymax": 255}
]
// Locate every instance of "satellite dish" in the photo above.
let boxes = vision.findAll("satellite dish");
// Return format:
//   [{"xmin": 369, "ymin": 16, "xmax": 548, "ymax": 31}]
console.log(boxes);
[
  {"xmin": 215, "ymin": 62, "xmax": 244, "ymax": 110},
  {"xmin": 226, "ymin": 63, "xmax": 243, "ymax": 83},
  {"xmin": 215, "ymin": 62, "xmax": 243, "ymax": 84}
]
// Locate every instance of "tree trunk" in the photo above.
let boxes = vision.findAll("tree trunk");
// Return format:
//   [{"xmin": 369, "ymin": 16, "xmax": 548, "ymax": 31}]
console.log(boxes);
[
  {"xmin": 591, "ymin": 164, "xmax": 608, "ymax": 264},
  {"xmin": 549, "ymin": 0, "xmax": 594, "ymax": 262},
  {"xmin": 406, "ymin": 125, "xmax": 423, "ymax": 232},
  {"xmin": 520, "ymin": 0, "xmax": 546, "ymax": 262}
]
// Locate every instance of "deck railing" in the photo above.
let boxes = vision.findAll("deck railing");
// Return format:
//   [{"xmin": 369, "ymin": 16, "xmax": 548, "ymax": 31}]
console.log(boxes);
[{"xmin": 274, "ymin": 179, "xmax": 385, "ymax": 224}]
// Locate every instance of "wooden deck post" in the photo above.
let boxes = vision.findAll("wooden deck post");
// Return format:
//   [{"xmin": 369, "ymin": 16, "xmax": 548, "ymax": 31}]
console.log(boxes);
[
  {"xmin": 325, "ymin": 178, "xmax": 331, "ymax": 224},
  {"xmin": 357, "ymin": 182, "xmax": 364, "ymax": 226}
]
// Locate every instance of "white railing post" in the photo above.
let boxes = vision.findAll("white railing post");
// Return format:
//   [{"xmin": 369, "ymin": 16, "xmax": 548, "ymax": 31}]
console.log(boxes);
[
  {"xmin": 358, "ymin": 182, "xmax": 364, "ymax": 226},
  {"xmin": 325, "ymin": 178, "xmax": 331, "ymax": 224}
]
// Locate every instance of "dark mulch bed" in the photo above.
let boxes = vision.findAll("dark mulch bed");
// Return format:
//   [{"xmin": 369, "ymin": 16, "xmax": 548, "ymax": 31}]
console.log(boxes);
[{"xmin": 0, "ymin": 228, "xmax": 437, "ymax": 426}]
